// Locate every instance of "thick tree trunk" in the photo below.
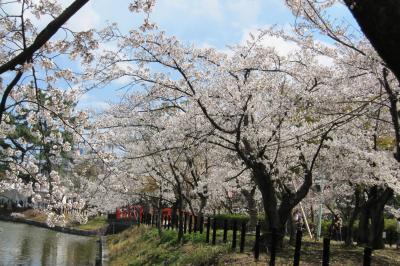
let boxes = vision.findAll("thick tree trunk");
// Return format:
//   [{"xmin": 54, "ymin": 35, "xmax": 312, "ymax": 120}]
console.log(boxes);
[
  {"xmin": 344, "ymin": 0, "xmax": 400, "ymax": 82},
  {"xmin": 288, "ymin": 210, "xmax": 297, "ymax": 246},
  {"xmin": 357, "ymin": 186, "xmax": 393, "ymax": 249},
  {"xmin": 368, "ymin": 187, "xmax": 393, "ymax": 249},
  {"xmin": 369, "ymin": 206, "xmax": 385, "ymax": 249},
  {"xmin": 358, "ymin": 207, "xmax": 369, "ymax": 245},
  {"xmin": 250, "ymin": 161, "xmax": 314, "ymax": 249},
  {"xmin": 345, "ymin": 187, "xmax": 363, "ymax": 246},
  {"xmin": 241, "ymin": 186, "xmax": 258, "ymax": 231},
  {"xmin": 345, "ymin": 213, "xmax": 357, "ymax": 246},
  {"xmin": 198, "ymin": 194, "xmax": 207, "ymax": 217},
  {"xmin": 171, "ymin": 199, "xmax": 179, "ymax": 229},
  {"xmin": 157, "ymin": 194, "xmax": 163, "ymax": 237},
  {"xmin": 253, "ymin": 166, "xmax": 291, "ymax": 249},
  {"xmin": 177, "ymin": 195, "xmax": 184, "ymax": 243}
]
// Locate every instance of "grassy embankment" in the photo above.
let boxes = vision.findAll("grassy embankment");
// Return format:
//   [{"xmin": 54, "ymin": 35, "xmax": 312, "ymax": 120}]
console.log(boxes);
[
  {"xmin": 20, "ymin": 209, "xmax": 108, "ymax": 231},
  {"xmin": 107, "ymin": 226, "xmax": 400, "ymax": 266},
  {"xmin": 72, "ymin": 215, "xmax": 108, "ymax": 231}
]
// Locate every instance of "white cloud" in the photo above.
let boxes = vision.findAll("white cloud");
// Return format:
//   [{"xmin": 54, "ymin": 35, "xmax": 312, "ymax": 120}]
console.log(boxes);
[
  {"xmin": 67, "ymin": 2, "xmax": 100, "ymax": 31},
  {"xmin": 240, "ymin": 27, "xmax": 299, "ymax": 56},
  {"xmin": 240, "ymin": 27, "xmax": 335, "ymax": 67},
  {"xmin": 77, "ymin": 92, "xmax": 110, "ymax": 112},
  {"xmin": 226, "ymin": 0, "xmax": 262, "ymax": 28}
]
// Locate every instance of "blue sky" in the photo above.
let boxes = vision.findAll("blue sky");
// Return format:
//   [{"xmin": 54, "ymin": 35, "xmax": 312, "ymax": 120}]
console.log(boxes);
[{"xmin": 67, "ymin": 0, "xmax": 354, "ymax": 111}]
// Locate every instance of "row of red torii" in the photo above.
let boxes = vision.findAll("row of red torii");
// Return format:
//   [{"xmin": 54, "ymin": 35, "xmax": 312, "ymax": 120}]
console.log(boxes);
[{"xmin": 114, "ymin": 205, "xmax": 194, "ymax": 224}]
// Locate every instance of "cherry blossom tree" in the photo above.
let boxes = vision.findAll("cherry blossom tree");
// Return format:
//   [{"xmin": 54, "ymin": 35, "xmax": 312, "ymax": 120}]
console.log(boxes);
[
  {"xmin": 0, "ymin": 0, "xmax": 157, "ymax": 225},
  {"xmin": 87, "ymin": 25, "xmax": 354, "ymax": 246}
]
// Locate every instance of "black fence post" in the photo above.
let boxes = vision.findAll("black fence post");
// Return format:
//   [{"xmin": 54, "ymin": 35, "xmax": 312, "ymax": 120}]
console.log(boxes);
[
  {"xmin": 270, "ymin": 229, "xmax": 277, "ymax": 266},
  {"xmin": 189, "ymin": 215, "xmax": 193, "ymax": 234},
  {"xmin": 206, "ymin": 217, "xmax": 211, "ymax": 243},
  {"xmin": 163, "ymin": 216, "xmax": 167, "ymax": 229},
  {"xmin": 363, "ymin": 246, "xmax": 372, "ymax": 266},
  {"xmin": 293, "ymin": 229, "xmax": 303, "ymax": 266},
  {"xmin": 254, "ymin": 223, "xmax": 260, "ymax": 260},
  {"xmin": 223, "ymin": 219, "xmax": 228, "ymax": 243},
  {"xmin": 240, "ymin": 221, "xmax": 246, "ymax": 253},
  {"xmin": 184, "ymin": 213, "xmax": 187, "ymax": 234},
  {"xmin": 212, "ymin": 217, "xmax": 217, "ymax": 245},
  {"xmin": 167, "ymin": 216, "xmax": 171, "ymax": 230},
  {"xmin": 194, "ymin": 216, "xmax": 198, "ymax": 233},
  {"xmin": 199, "ymin": 216, "xmax": 204, "ymax": 234},
  {"xmin": 322, "ymin": 237, "xmax": 330, "ymax": 266},
  {"xmin": 232, "ymin": 220, "xmax": 238, "ymax": 250}
]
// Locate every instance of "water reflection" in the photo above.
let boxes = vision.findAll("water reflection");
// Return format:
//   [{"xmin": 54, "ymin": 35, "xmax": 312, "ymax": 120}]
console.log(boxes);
[{"xmin": 0, "ymin": 220, "xmax": 96, "ymax": 266}]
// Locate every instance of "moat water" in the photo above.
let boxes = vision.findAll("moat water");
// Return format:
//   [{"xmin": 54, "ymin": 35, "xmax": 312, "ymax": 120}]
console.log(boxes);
[{"xmin": 0, "ymin": 220, "xmax": 97, "ymax": 266}]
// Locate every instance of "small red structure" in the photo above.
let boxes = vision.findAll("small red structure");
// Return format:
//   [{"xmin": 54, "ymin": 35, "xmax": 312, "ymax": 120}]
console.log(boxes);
[
  {"xmin": 113, "ymin": 205, "xmax": 194, "ymax": 224},
  {"xmin": 115, "ymin": 205, "xmax": 144, "ymax": 222}
]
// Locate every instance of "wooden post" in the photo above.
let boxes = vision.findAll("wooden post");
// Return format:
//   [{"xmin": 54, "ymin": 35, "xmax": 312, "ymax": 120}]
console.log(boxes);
[
  {"xmin": 232, "ymin": 220, "xmax": 238, "ymax": 250},
  {"xmin": 293, "ymin": 229, "xmax": 303, "ymax": 266},
  {"xmin": 240, "ymin": 221, "xmax": 246, "ymax": 253},
  {"xmin": 254, "ymin": 223, "xmax": 260, "ymax": 260},
  {"xmin": 194, "ymin": 216, "xmax": 198, "ymax": 233},
  {"xmin": 189, "ymin": 215, "xmax": 193, "ymax": 234},
  {"xmin": 184, "ymin": 213, "xmax": 187, "ymax": 234},
  {"xmin": 199, "ymin": 215, "xmax": 204, "ymax": 234},
  {"xmin": 223, "ymin": 219, "xmax": 228, "ymax": 243},
  {"xmin": 363, "ymin": 247, "xmax": 372, "ymax": 266},
  {"xmin": 322, "ymin": 237, "xmax": 330, "ymax": 266},
  {"xmin": 206, "ymin": 217, "xmax": 211, "ymax": 243},
  {"xmin": 212, "ymin": 217, "xmax": 217, "ymax": 245},
  {"xmin": 270, "ymin": 229, "xmax": 277, "ymax": 266}
]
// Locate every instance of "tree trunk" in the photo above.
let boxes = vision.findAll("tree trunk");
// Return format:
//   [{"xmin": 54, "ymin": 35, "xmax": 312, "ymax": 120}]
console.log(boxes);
[
  {"xmin": 178, "ymin": 195, "xmax": 184, "ymax": 243},
  {"xmin": 358, "ymin": 207, "xmax": 369, "ymax": 245},
  {"xmin": 288, "ymin": 210, "xmax": 297, "ymax": 246},
  {"xmin": 344, "ymin": 0, "xmax": 400, "ymax": 82},
  {"xmin": 157, "ymin": 194, "xmax": 163, "ymax": 237},
  {"xmin": 369, "ymin": 206, "xmax": 385, "ymax": 249},
  {"xmin": 171, "ymin": 198, "xmax": 179, "ymax": 229},
  {"xmin": 241, "ymin": 185, "xmax": 258, "ymax": 231},
  {"xmin": 368, "ymin": 187, "xmax": 393, "ymax": 249},
  {"xmin": 345, "ymin": 187, "xmax": 363, "ymax": 246},
  {"xmin": 345, "ymin": 213, "xmax": 357, "ymax": 246},
  {"xmin": 251, "ymin": 161, "xmax": 314, "ymax": 249},
  {"xmin": 198, "ymin": 194, "xmax": 207, "ymax": 217}
]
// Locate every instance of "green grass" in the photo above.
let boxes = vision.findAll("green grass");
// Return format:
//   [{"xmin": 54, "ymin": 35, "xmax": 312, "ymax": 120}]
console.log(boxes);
[
  {"xmin": 107, "ymin": 226, "xmax": 400, "ymax": 266},
  {"xmin": 107, "ymin": 226, "xmax": 229, "ymax": 266},
  {"xmin": 73, "ymin": 215, "xmax": 108, "ymax": 231}
]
